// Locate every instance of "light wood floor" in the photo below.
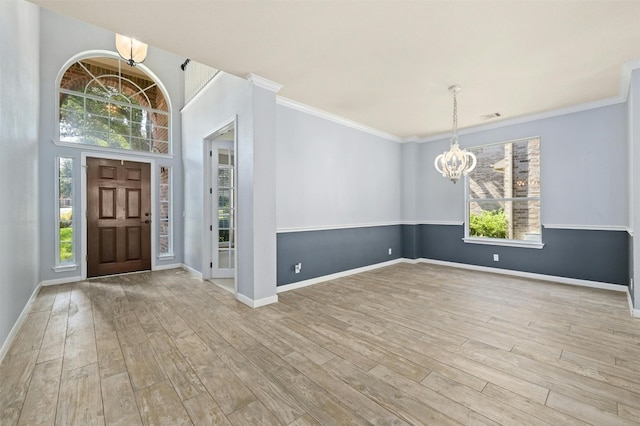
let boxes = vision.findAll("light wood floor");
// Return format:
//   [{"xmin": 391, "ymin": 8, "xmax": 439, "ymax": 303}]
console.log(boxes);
[{"xmin": 1, "ymin": 263, "xmax": 640, "ymax": 425}]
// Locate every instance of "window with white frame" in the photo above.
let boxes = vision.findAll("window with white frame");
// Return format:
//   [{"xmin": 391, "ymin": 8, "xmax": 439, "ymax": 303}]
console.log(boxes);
[
  {"xmin": 58, "ymin": 55, "xmax": 170, "ymax": 154},
  {"xmin": 56, "ymin": 157, "xmax": 74, "ymax": 266},
  {"xmin": 159, "ymin": 165, "xmax": 173, "ymax": 256},
  {"xmin": 465, "ymin": 137, "xmax": 541, "ymax": 246}
]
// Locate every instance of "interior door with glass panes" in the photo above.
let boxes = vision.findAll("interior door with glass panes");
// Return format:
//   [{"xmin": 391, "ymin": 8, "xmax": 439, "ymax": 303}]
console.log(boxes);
[{"xmin": 211, "ymin": 141, "xmax": 235, "ymax": 278}]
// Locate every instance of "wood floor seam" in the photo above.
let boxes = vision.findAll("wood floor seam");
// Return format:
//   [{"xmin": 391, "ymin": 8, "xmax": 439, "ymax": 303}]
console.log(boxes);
[{"xmin": 1, "ymin": 264, "xmax": 639, "ymax": 425}]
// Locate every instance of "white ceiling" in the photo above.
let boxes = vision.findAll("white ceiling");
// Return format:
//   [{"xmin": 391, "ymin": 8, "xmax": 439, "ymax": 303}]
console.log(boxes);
[{"xmin": 29, "ymin": 0, "xmax": 640, "ymax": 139}]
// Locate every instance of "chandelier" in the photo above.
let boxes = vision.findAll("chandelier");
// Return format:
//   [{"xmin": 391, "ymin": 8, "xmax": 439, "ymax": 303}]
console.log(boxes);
[
  {"xmin": 115, "ymin": 34, "xmax": 148, "ymax": 67},
  {"xmin": 434, "ymin": 85, "xmax": 477, "ymax": 183}
]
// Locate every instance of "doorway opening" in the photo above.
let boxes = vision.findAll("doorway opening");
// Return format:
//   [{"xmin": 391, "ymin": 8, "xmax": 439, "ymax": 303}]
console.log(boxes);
[{"xmin": 205, "ymin": 118, "xmax": 237, "ymax": 294}]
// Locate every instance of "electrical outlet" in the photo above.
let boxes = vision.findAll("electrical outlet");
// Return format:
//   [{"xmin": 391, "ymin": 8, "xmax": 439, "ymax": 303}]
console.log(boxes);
[
  {"xmin": 493, "ymin": 254, "xmax": 499, "ymax": 262},
  {"xmin": 294, "ymin": 263, "xmax": 302, "ymax": 274},
  {"xmin": 388, "ymin": 248, "xmax": 392, "ymax": 255}
]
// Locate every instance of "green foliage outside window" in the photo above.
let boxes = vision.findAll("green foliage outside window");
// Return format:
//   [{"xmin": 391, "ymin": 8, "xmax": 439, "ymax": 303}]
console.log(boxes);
[
  {"xmin": 469, "ymin": 209, "xmax": 508, "ymax": 239},
  {"xmin": 59, "ymin": 227, "xmax": 73, "ymax": 261}
]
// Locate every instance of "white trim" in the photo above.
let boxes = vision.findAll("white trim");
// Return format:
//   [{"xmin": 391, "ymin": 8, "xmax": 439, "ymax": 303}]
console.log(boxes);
[
  {"xmin": 157, "ymin": 254, "xmax": 176, "ymax": 260},
  {"xmin": 463, "ymin": 237, "xmax": 545, "ymax": 249},
  {"xmin": 543, "ymin": 224, "xmax": 628, "ymax": 232},
  {"xmin": 40, "ymin": 276, "xmax": 82, "ymax": 287},
  {"xmin": 628, "ymin": 228, "xmax": 634, "ymax": 237},
  {"xmin": 277, "ymin": 96, "xmax": 402, "ymax": 143},
  {"xmin": 236, "ymin": 293, "xmax": 278, "ymax": 308},
  {"xmin": 277, "ymin": 221, "xmax": 402, "ymax": 233},
  {"xmin": 418, "ymin": 258, "xmax": 627, "ymax": 292},
  {"xmin": 418, "ymin": 96, "xmax": 625, "ymax": 144},
  {"xmin": 182, "ymin": 264, "xmax": 203, "ymax": 279},
  {"xmin": 154, "ymin": 263, "xmax": 182, "ymax": 271},
  {"xmin": 53, "ymin": 141, "xmax": 174, "ymax": 160},
  {"xmin": 276, "ymin": 221, "xmax": 468, "ymax": 233},
  {"xmin": 419, "ymin": 220, "xmax": 465, "ymax": 226},
  {"xmin": 52, "ymin": 264, "xmax": 78, "ymax": 273},
  {"xmin": 276, "ymin": 259, "xmax": 405, "ymax": 293},
  {"xmin": 0, "ymin": 283, "xmax": 41, "ymax": 364},
  {"xmin": 246, "ymin": 73, "xmax": 283, "ymax": 93},
  {"xmin": 620, "ymin": 58, "xmax": 640, "ymax": 102},
  {"xmin": 627, "ymin": 290, "xmax": 639, "ymax": 317}
]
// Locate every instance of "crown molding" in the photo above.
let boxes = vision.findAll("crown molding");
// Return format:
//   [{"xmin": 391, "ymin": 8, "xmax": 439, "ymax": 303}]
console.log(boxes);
[
  {"xmin": 246, "ymin": 73, "xmax": 283, "ymax": 93},
  {"xmin": 418, "ymin": 95, "xmax": 626, "ymax": 144},
  {"xmin": 276, "ymin": 96, "xmax": 403, "ymax": 143}
]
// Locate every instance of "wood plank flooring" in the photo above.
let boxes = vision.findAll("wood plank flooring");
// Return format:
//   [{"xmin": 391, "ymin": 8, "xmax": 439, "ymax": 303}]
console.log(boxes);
[{"xmin": 1, "ymin": 263, "xmax": 639, "ymax": 425}]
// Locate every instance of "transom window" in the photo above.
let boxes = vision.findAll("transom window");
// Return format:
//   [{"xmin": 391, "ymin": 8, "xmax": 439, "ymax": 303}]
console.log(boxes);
[
  {"xmin": 465, "ymin": 137, "xmax": 542, "ymax": 247},
  {"xmin": 58, "ymin": 55, "xmax": 170, "ymax": 154}
]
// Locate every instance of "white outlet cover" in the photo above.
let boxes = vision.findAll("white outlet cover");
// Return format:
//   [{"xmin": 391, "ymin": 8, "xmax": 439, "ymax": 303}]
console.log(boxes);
[{"xmin": 493, "ymin": 254, "xmax": 499, "ymax": 261}]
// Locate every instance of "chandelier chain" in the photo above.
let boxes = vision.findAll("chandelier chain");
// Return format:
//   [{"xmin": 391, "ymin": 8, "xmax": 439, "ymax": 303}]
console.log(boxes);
[{"xmin": 452, "ymin": 91, "xmax": 458, "ymax": 139}]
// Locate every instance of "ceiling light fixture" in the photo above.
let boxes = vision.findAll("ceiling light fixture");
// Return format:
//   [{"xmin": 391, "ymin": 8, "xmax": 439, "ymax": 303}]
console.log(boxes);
[
  {"xmin": 115, "ymin": 34, "xmax": 148, "ymax": 67},
  {"xmin": 434, "ymin": 85, "xmax": 477, "ymax": 183}
]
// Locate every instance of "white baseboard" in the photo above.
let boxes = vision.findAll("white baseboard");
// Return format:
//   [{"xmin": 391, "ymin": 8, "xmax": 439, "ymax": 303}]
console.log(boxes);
[
  {"xmin": 276, "ymin": 258, "xmax": 405, "ymax": 293},
  {"xmin": 236, "ymin": 293, "xmax": 278, "ymax": 308},
  {"xmin": 627, "ymin": 291, "xmax": 639, "ymax": 317},
  {"xmin": 0, "ymin": 283, "xmax": 41, "ymax": 365},
  {"xmin": 40, "ymin": 276, "xmax": 82, "ymax": 287},
  {"xmin": 418, "ymin": 258, "xmax": 627, "ymax": 292},
  {"xmin": 181, "ymin": 264, "xmax": 203, "ymax": 279},
  {"xmin": 154, "ymin": 263, "xmax": 182, "ymax": 271}
]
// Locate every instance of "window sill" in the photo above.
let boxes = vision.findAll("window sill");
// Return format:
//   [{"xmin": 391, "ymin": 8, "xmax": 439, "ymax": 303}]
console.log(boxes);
[
  {"xmin": 462, "ymin": 238, "xmax": 544, "ymax": 249},
  {"xmin": 52, "ymin": 140, "xmax": 174, "ymax": 159},
  {"xmin": 158, "ymin": 254, "xmax": 175, "ymax": 260},
  {"xmin": 53, "ymin": 264, "xmax": 78, "ymax": 272}
]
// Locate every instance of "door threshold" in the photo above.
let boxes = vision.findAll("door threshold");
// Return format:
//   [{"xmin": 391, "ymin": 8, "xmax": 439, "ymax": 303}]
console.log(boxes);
[{"xmin": 208, "ymin": 278, "xmax": 235, "ymax": 294}]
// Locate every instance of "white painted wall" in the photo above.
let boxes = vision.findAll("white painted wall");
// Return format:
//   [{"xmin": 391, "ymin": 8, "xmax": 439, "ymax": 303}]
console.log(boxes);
[
  {"xmin": 182, "ymin": 72, "xmax": 279, "ymax": 303},
  {"xmin": 38, "ymin": 9, "xmax": 185, "ymax": 282},
  {"xmin": 418, "ymin": 103, "xmax": 629, "ymax": 227},
  {"xmin": 0, "ymin": 0, "xmax": 40, "ymax": 352},
  {"xmin": 629, "ymin": 69, "xmax": 640, "ymax": 308},
  {"xmin": 276, "ymin": 105, "xmax": 402, "ymax": 230}
]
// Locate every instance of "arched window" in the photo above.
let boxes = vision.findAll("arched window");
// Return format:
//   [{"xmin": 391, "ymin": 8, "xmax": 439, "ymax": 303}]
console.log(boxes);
[{"xmin": 58, "ymin": 54, "xmax": 170, "ymax": 154}]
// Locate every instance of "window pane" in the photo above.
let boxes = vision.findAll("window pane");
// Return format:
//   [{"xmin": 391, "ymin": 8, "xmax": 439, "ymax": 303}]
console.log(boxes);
[
  {"xmin": 58, "ymin": 56, "xmax": 170, "ymax": 153},
  {"xmin": 58, "ymin": 157, "xmax": 74, "ymax": 265},
  {"xmin": 469, "ymin": 200, "xmax": 541, "ymax": 241},
  {"xmin": 159, "ymin": 166, "xmax": 172, "ymax": 255},
  {"xmin": 469, "ymin": 138, "xmax": 540, "ymax": 200}
]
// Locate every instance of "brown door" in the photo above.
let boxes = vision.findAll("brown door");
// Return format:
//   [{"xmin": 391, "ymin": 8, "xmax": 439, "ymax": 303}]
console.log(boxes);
[{"xmin": 87, "ymin": 157, "xmax": 151, "ymax": 277}]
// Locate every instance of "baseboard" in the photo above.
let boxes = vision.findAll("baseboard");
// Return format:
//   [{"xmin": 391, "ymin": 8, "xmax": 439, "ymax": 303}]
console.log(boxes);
[
  {"xmin": 276, "ymin": 258, "xmax": 405, "ymax": 293},
  {"xmin": 418, "ymin": 258, "xmax": 628, "ymax": 292},
  {"xmin": 154, "ymin": 263, "xmax": 182, "ymax": 271},
  {"xmin": 236, "ymin": 293, "xmax": 278, "ymax": 308},
  {"xmin": 181, "ymin": 264, "xmax": 203, "ymax": 279},
  {"xmin": 40, "ymin": 275, "xmax": 82, "ymax": 287},
  {"xmin": 0, "ymin": 283, "xmax": 41, "ymax": 365},
  {"xmin": 627, "ymin": 291, "xmax": 639, "ymax": 317}
]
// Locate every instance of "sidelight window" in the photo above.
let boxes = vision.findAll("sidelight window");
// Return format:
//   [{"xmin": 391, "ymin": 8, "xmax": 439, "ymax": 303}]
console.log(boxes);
[
  {"xmin": 159, "ymin": 165, "xmax": 173, "ymax": 257},
  {"xmin": 56, "ymin": 157, "xmax": 75, "ymax": 267}
]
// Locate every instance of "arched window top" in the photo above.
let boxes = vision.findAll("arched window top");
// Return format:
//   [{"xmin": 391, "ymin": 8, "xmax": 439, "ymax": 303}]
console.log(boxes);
[{"xmin": 58, "ymin": 53, "xmax": 171, "ymax": 154}]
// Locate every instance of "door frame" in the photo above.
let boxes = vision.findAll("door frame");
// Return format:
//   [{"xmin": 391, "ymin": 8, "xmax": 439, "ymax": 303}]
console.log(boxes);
[
  {"xmin": 81, "ymin": 151, "xmax": 157, "ymax": 280},
  {"xmin": 202, "ymin": 115, "xmax": 238, "ymax": 294}
]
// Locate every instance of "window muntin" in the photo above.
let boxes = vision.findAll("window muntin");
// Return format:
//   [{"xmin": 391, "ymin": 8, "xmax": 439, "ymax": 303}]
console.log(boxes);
[
  {"xmin": 159, "ymin": 166, "xmax": 173, "ymax": 256},
  {"xmin": 466, "ymin": 137, "xmax": 541, "ymax": 244},
  {"xmin": 58, "ymin": 56, "xmax": 170, "ymax": 154},
  {"xmin": 56, "ymin": 157, "xmax": 74, "ymax": 266}
]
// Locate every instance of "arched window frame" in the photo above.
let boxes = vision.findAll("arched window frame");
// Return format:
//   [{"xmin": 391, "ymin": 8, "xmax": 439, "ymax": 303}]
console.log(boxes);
[{"xmin": 55, "ymin": 50, "xmax": 173, "ymax": 156}]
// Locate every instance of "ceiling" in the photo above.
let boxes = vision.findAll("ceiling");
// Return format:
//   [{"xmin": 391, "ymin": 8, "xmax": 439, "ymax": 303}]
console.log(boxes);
[{"xmin": 29, "ymin": 0, "xmax": 640, "ymax": 139}]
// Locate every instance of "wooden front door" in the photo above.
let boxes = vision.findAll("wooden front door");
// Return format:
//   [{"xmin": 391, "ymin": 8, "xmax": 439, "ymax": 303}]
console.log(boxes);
[{"xmin": 87, "ymin": 157, "xmax": 151, "ymax": 277}]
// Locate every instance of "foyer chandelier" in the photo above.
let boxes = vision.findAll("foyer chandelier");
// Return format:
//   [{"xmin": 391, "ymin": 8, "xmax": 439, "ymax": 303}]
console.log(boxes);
[
  {"xmin": 115, "ymin": 34, "xmax": 148, "ymax": 67},
  {"xmin": 434, "ymin": 85, "xmax": 477, "ymax": 183}
]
